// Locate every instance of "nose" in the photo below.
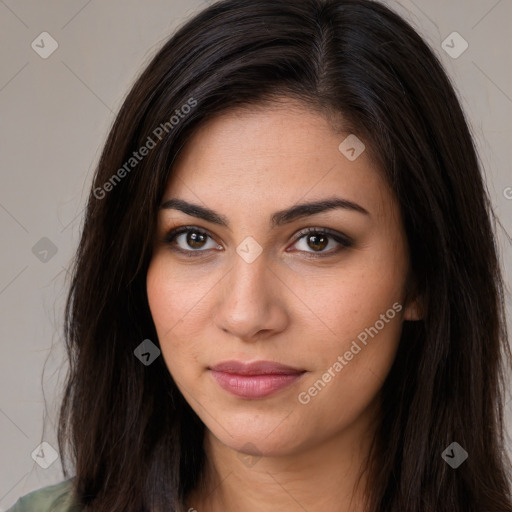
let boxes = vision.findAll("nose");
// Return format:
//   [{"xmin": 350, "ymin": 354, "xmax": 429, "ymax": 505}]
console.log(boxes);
[{"xmin": 213, "ymin": 250, "xmax": 289, "ymax": 342}]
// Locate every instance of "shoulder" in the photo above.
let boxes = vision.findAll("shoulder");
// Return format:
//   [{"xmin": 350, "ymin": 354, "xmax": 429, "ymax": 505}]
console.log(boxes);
[{"xmin": 5, "ymin": 478, "xmax": 82, "ymax": 512}]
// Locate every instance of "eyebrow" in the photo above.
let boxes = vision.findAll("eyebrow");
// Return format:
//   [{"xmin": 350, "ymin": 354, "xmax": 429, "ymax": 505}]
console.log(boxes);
[{"xmin": 159, "ymin": 197, "xmax": 369, "ymax": 229}]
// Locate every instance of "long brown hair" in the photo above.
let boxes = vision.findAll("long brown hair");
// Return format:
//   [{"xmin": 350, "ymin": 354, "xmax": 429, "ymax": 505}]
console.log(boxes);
[{"xmin": 57, "ymin": 0, "xmax": 512, "ymax": 510}]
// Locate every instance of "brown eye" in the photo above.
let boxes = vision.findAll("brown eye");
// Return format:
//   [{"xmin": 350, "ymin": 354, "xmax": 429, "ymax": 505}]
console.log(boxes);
[
  {"xmin": 305, "ymin": 233, "xmax": 329, "ymax": 251},
  {"xmin": 163, "ymin": 227, "xmax": 221, "ymax": 256},
  {"xmin": 290, "ymin": 228, "xmax": 353, "ymax": 256},
  {"xmin": 186, "ymin": 231, "xmax": 208, "ymax": 249}
]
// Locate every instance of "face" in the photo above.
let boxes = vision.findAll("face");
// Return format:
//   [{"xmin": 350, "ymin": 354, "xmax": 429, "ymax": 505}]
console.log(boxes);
[{"xmin": 146, "ymin": 98, "xmax": 420, "ymax": 458}]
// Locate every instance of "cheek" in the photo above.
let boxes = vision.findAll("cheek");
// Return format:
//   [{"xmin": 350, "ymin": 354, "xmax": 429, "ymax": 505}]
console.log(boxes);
[
  {"xmin": 297, "ymin": 307, "xmax": 404, "ymax": 436},
  {"xmin": 146, "ymin": 258, "xmax": 205, "ymax": 377},
  {"xmin": 293, "ymin": 239, "xmax": 407, "ymax": 415},
  {"xmin": 146, "ymin": 259, "xmax": 178, "ymax": 337},
  {"xmin": 146, "ymin": 255, "xmax": 213, "ymax": 336},
  {"xmin": 293, "ymin": 255, "xmax": 406, "ymax": 364},
  {"xmin": 329, "ymin": 234, "xmax": 407, "ymax": 341}
]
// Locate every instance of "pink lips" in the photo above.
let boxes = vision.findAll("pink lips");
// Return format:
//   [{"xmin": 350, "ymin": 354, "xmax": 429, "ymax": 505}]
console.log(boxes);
[{"xmin": 209, "ymin": 360, "xmax": 306, "ymax": 399}]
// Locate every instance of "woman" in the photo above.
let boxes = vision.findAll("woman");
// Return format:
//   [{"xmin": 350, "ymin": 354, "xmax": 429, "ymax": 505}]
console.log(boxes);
[{"xmin": 7, "ymin": 0, "xmax": 512, "ymax": 511}]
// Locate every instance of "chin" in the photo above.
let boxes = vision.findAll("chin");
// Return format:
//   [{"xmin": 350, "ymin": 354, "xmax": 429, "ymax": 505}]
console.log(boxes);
[{"xmin": 205, "ymin": 413, "xmax": 309, "ymax": 457}]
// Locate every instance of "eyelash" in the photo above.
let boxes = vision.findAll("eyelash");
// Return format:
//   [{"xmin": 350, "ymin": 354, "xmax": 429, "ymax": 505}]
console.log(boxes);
[{"xmin": 162, "ymin": 226, "xmax": 353, "ymax": 259}]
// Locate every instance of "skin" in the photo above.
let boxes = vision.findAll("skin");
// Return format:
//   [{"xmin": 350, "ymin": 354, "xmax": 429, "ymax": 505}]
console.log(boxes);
[{"xmin": 146, "ymin": 97, "xmax": 422, "ymax": 512}]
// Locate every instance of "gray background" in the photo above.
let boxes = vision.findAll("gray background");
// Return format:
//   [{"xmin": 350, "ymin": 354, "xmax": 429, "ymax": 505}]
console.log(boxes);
[{"xmin": 1, "ymin": 0, "xmax": 511, "ymax": 509}]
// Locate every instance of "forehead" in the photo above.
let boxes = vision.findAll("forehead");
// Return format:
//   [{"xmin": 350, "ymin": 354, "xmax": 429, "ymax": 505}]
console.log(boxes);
[{"xmin": 162, "ymin": 99, "xmax": 394, "ymax": 220}]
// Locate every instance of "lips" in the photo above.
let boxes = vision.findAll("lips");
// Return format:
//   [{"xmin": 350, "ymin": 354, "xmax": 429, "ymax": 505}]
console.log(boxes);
[
  {"xmin": 208, "ymin": 360, "xmax": 306, "ymax": 399},
  {"xmin": 209, "ymin": 360, "xmax": 305, "ymax": 376}
]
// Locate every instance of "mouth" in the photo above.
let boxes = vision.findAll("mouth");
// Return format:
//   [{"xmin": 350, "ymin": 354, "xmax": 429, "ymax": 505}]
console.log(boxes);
[{"xmin": 208, "ymin": 360, "xmax": 307, "ymax": 399}]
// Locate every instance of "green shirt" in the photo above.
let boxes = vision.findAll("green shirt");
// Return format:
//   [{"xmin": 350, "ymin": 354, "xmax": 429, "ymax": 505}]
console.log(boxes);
[{"xmin": 6, "ymin": 479, "xmax": 82, "ymax": 512}]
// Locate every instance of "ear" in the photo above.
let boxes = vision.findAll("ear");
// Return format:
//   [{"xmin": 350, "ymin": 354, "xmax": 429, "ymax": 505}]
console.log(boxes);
[
  {"xmin": 403, "ymin": 295, "xmax": 424, "ymax": 321},
  {"xmin": 403, "ymin": 273, "xmax": 424, "ymax": 321}
]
